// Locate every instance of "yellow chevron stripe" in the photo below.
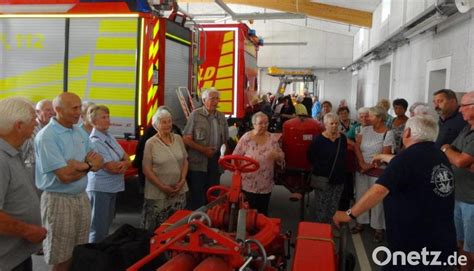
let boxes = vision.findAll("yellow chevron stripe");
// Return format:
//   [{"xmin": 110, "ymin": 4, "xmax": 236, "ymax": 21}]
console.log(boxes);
[
  {"xmin": 107, "ymin": 104, "xmax": 134, "ymax": 119},
  {"xmin": 68, "ymin": 79, "xmax": 87, "ymax": 97},
  {"xmin": 90, "ymin": 70, "xmax": 135, "ymax": 85},
  {"xmin": 219, "ymin": 54, "xmax": 233, "ymax": 67},
  {"xmin": 149, "ymin": 41, "xmax": 159, "ymax": 60},
  {"xmin": 94, "ymin": 54, "xmax": 135, "ymax": 67},
  {"xmin": 216, "ymin": 66, "xmax": 233, "ymax": 79},
  {"xmin": 89, "ymin": 86, "xmax": 134, "ymax": 101},
  {"xmin": 219, "ymin": 90, "xmax": 233, "ymax": 100},
  {"xmin": 147, "ymin": 85, "xmax": 157, "ymax": 103},
  {"xmin": 221, "ymin": 41, "xmax": 233, "ymax": 55},
  {"xmin": 153, "ymin": 22, "xmax": 159, "ymax": 38},
  {"xmin": 99, "ymin": 20, "xmax": 137, "ymax": 33},
  {"xmin": 201, "ymin": 81, "xmax": 214, "ymax": 89},
  {"xmin": 0, "ymin": 85, "xmax": 62, "ymax": 101},
  {"xmin": 214, "ymin": 78, "xmax": 233, "ymax": 90},
  {"xmin": 69, "ymin": 55, "xmax": 90, "ymax": 78},
  {"xmin": 0, "ymin": 62, "xmax": 63, "ymax": 91},
  {"xmin": 223, "ymin": 31, "xmax": 234, "ymax": 42},
  {"xmin": 97, "ymin": 37, "xmax": 136, "ymax": 50},
  {"xmin": 148, "ymin": 65, "xmax": 154, "ymax": 82},
  {"xmin": 147, "ymin": 102, "xmax": 157, "ymax": 124},
  {"xmin": 217, "ymin": 101, "xmax": 232, "ymax": 113}
]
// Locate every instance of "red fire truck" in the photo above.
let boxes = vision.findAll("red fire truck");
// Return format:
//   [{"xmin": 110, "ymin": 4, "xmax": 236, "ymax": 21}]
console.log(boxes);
[{"xmin": 198, "ymin": 23, "xmax": 261, "ymax": 124}]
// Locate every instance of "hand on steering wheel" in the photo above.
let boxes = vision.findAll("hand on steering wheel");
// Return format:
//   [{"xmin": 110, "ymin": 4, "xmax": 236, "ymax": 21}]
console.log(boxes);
[{"xmin": 219, "ymin": 155, "xmax": 259, "ymax": 173}]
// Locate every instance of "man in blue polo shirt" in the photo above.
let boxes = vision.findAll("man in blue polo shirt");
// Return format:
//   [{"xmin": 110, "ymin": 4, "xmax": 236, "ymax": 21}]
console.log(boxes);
[
  {"xmin": 35, "ymin": 92, "xmax": 103, "ymax": 271},
  {"xmin": 334, "ymin": 115, "xmax": 457, "ymax": 270},
  {"xmin": 433, "ymin": 89, "xmax": 467, "ymax": 148}
]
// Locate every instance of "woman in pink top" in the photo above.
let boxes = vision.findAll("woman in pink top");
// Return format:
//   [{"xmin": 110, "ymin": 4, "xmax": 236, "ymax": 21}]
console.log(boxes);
[{"xmin": 233, "ymin": 112, "xmax": 284, "ymax": 215}]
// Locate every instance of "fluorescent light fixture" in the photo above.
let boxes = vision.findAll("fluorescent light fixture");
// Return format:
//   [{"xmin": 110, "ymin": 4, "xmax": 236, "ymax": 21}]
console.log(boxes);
[{"xmin": 403, "ymin": 14, "xmax": 447, "ymax": 39}]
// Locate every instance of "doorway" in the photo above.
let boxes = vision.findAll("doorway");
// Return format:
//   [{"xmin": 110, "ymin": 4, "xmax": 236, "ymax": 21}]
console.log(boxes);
[
  {"xmin": 428, "ymin": 69, "xmax": 447, "ymax": 99},
  {"xmin": 378, "ymin": 63, "xmax": 391, "ymax": 101}
]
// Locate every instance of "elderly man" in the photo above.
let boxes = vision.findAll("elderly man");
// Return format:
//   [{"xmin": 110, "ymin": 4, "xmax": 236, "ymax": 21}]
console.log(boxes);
[
  {"xmin": 433, "ymin": 89, "xmax": 467, "ymax": 148},
  {"xmin": 35, "ymin": 92, "xmax": 103, "ymax": 271},
  {"xmin": 0, "ymin": 97, "xmax": 47, "ymax": 271},
  {"xmin": 22, "ymin": 99, "xmax": 55, "ymax": 179},
  {"xmin": 183, "ymin": 88, "xmax": 228, "ymax": 210},
  {"xmin": 334, "ymin": 115, "xmax": 457, "ymax": 271},
  {"xmin": 441, "ymin": 91, "xmax": 474, "ymax": 271}
]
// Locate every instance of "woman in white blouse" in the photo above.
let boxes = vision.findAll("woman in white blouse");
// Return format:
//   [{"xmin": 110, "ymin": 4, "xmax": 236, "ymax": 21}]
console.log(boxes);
[
  {"xmin": 352, "ymin": 106, "xmax": 394, "ymax": 243},
  {"xmin": 142, "ymin": 107, "xmax": 188, "ymax": 231}
]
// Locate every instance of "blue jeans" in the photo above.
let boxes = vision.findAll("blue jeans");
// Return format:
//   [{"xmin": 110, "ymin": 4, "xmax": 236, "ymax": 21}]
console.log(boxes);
[
  {"xmin": 454, "ymin": 200, "xmax": 474, "ymax": 252},
  {"xmin": 87, "ymin": 191, "xmax": 117, "ymax": 243},
  {"xmin": 186, "ymin": 153, "xmax": 221, "ymax": 210}
]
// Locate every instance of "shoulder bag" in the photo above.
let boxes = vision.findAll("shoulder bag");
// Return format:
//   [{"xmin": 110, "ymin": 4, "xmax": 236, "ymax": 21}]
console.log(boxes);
[{"xmin": 310, "ymin": 136, "xmax": 342, "ymax": 190}]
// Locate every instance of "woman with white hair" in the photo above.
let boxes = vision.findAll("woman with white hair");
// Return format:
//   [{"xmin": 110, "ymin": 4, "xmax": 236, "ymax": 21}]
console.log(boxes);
[
  {"xmin": 142, "ymin": 107, "xmax": 188, "ymax": 231},
  {"xmin": 232, "ymin": 112, "xmax": 284, "ymax": 215},
  {"xmin": 307, "ymin": 113, "xmax": 348, "ymax": 223},
  {"xmin": 352, "ymin": 106, "xmax": 394, "ymax": 243}
]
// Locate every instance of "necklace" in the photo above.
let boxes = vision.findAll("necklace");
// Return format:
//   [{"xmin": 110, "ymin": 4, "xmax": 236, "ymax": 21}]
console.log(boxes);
[{"xmin": 157, "ymin": 132, "xmax": 173, "ymax": 146}]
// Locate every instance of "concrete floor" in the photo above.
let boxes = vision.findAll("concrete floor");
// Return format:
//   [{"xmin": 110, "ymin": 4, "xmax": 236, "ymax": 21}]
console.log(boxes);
[{"xmin": 32, "ymin": 171, "xmax": 385, "ymax": 270}]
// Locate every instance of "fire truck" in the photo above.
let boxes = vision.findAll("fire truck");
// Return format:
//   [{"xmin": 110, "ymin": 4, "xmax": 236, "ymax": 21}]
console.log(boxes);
[
  {"xmin": 0, "ymin": 0, "xmax": 193, "ymax": 138},
  {"xmin": 198, "ymin": 23, "xmax": 262, "ymax": 125}
]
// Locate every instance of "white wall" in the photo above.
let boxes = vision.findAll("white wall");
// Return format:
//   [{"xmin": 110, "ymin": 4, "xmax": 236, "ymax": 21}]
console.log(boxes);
[{"xmin": 352, "ymin": 11, "xmax": 473, "ymax": 111}]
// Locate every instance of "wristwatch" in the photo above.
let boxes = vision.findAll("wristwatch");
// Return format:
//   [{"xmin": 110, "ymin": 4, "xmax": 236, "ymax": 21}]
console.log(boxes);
[
  {"xmin": 85, "ymin": 161, "xmax": 93, "ymax": 172},
  {"xmin": 346, "ymin": 209, "xmax": 356, "ymax": 220}
]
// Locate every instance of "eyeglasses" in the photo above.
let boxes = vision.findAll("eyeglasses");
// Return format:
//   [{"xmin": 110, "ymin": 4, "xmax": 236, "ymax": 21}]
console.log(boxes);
[{"xmin": 460, "ymin": 103, "xmax": 474, "ymax": 107}]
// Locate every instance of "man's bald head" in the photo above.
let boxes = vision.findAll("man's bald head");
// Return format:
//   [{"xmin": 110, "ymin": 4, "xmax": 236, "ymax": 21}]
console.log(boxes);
[
  {"xmin": 459, "ymin": 91, "xmax": 474, "ymax": 126},
  {"xmin": 53, "ymin": 92, "xmax": 82, "ymax": 128}
]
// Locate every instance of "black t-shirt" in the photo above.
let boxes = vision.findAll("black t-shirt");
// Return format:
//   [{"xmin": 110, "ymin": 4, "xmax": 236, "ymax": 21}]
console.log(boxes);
[
  {"xmin": 376, "ymin": 141, "xmax": 456, "ymax": 269},
  {"xmin": 307, "ymin": 134, "xmax": 347, "ymax": 185},
  {"xmin": 435, "ymin": 109, "xmax": 467, "ymax": 148}
]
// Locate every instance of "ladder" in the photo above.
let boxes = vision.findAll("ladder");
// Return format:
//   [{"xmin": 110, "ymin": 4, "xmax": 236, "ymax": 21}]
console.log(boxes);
[{"xmin": 176, "ymin": 87, "xmax": 195, "ymax": 120}]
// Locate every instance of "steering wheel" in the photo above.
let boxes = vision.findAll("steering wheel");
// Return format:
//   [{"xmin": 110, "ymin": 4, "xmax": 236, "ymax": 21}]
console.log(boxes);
[
  {"xmin": 206, "ymin": 185, "xmax": 229, "ymax": 203},
  {"xmin": 218, "ymin": 155, "xmax": 259, "ymax": 173}
]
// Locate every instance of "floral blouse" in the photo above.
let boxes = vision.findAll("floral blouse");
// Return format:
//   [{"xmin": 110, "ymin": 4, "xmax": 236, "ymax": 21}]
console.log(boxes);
[{"xmin": 232, "ymin": 131, "xmax": 284, "ymax": 194}]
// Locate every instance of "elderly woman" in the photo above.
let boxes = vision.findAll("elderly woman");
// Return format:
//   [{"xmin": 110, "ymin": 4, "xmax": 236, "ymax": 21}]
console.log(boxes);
[
  {"xmin": 307, "ymin": 113, "xmax": 347, "ymax": 223},
  {"xmin": 391, "ymin": 98, "xmax": 409, "ymax": 154},
  {"xmin": 232, "ymin": 112, "xmax": 284, "ymax": 215},
  {"xmin": 87, "ymin": 105, "xmax": 131, "ymax": 243},
  {"xmin": 352, "ymin": 106, "xmax": 394, "ymax": 243},
  {"xmin": 142, "ymin": 107, "xmax": 188, "ymax": 231},
  {"xmin": 347, "ymin": 107, "xmax": 371, "ymax": 143},
  {"xmin": 337, "ymin": 106, "xmax": 352, "ymax": 134},
  {"xmin": 317, "ymin": 101, "xmax": 333, "ymax": 122}
]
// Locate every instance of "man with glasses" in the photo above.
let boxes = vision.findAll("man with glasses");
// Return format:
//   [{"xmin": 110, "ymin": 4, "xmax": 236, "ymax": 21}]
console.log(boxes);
[
  {"xmin": 441, "ymin": 91, "xmax": 474, "ymax": 271},
  {"xmin": 183, "ymin": 88, "xmax": 228, "ymax": 210}
]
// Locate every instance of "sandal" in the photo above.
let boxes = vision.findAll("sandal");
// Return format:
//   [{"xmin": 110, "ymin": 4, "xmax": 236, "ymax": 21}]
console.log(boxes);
[
  {"xmin": 350, "ymin": 224, "xmax": 364, "ymax": 234},
  {"xmin": 374, "ymin": 230, "xmax": 384, "ymax": 243}
]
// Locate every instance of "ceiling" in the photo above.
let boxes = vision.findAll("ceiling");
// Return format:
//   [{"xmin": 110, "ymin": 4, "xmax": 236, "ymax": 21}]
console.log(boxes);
[
  {"xmin": 178, "ymin": 0, "xmax": 379, "ymax": 27},
  {"xmin": 311, "ymin": 0, "xmax": 381, "ymax": 12}
]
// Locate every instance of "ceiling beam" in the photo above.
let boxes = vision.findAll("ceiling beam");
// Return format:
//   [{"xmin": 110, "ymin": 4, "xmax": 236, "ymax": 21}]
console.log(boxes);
[{"xmin": 179, "ymin": 0, "xmax": 372, "ymax": 27}]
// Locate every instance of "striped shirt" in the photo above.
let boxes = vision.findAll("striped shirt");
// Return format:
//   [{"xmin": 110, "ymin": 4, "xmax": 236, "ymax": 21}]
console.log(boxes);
[{"xmin": 86, "ymin": 128, "xmax": 125, "ymax": 193}]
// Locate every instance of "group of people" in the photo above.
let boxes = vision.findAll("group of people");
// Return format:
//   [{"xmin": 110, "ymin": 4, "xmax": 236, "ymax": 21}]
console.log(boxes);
[
  {"xmin": 322, "ymin": 89, "xmax": 473, "ymax": 271},
  {"xmin": 0, "ymin": 93, "xmax": 133, "ymax": 271},
  {"xmin": 1, "ymin": 87, "xmax": 474, "ymax": 271}
]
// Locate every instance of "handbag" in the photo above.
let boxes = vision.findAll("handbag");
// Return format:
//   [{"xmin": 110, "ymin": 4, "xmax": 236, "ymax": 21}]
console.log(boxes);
[
  {"xmin": 309, "ymin": 135, "xmax": 342, "ymax": 190},
  {"xmin": 363, "ymin": 130, "xmax": 389, "ymax": 178}
]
